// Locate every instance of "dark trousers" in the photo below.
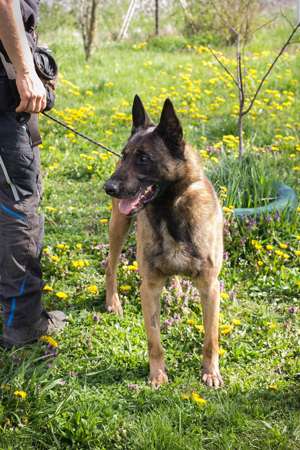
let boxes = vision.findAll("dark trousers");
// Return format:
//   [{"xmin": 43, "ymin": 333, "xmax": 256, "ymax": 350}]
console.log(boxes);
[{"xmin": 0, "ymin": 113, "xmax": 44, "ymax": 327}]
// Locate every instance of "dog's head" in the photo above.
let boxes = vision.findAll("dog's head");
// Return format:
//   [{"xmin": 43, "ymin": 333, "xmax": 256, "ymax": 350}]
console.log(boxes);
[{"xmin": 103, "ymin": 95, "xmax": 185, "ymax": 216}]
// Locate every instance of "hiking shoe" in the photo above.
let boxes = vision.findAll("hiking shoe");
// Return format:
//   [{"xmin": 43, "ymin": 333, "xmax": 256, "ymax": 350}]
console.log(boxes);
[{"xmin": 1, "ymin": 309, "xmax": 67, "ymax": 350}]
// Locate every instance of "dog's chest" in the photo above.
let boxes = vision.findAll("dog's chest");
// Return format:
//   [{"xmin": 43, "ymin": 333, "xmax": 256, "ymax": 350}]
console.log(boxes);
[{"xmin": 145, "ymin": 217, "xmax": 202, "ymax": 276}]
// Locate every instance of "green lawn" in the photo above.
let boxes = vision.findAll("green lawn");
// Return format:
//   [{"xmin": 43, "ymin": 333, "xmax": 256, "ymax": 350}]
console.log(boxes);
[{"xmin": 0, "ymin": 9, "xmax": 300, "ymax": 450}]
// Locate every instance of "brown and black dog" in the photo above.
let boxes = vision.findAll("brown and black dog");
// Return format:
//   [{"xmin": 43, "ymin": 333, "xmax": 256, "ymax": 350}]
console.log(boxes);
[{"xmin": 103, "ymin": 95, "xmax": 223, "ymax": 387}]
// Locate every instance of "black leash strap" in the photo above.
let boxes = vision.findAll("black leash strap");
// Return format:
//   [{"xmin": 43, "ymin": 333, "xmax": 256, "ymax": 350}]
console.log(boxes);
[{"xmin": 42, "ymin": 111, "xmax": 121, "ymax": 158}]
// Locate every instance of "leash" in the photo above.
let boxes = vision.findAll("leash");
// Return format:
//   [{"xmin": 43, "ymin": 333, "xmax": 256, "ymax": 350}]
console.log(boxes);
[{"xmin": 41, "ymin": 111, "xmax": 122, "ymax": 158}]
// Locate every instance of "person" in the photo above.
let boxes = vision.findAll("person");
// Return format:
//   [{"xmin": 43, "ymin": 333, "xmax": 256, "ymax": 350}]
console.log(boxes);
[{"xmin": 0, "ymin": 0, "xmax": 67, "ymax": 350}]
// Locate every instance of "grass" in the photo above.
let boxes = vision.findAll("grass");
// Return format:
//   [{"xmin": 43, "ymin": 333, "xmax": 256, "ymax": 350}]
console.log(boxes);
[{"xmin": 0, "ymin": 7, "xmax": 300, "ymax": 449}]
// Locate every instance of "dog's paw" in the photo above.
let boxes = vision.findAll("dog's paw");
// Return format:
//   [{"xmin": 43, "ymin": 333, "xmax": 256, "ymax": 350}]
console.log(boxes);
[
  {"xmin": 201, "ymin": 369, "xmax": 223, "ymax": 388},
  {"xmin": 105, "ymin": 294, "xmax": 123, "ymax": 315},
  {"xmin": 149, "ymin": 364, "xmax": 168, "ymax": 386}
]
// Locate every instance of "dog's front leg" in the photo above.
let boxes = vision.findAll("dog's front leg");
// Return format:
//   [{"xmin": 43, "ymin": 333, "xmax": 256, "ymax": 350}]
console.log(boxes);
[
  {"xmin": 140, "ymin": 276, "xmax": 168, "ymax": 386},
  {"xmin": 194, "ymin": 276, "xmax": 223, "ymax": 388},
  {"xmin": 105, "ymin": 197, "xmax": 134, "ymax": 314}
]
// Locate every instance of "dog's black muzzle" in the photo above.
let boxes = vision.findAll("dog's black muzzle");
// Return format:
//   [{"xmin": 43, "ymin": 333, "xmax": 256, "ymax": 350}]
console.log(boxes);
[{"xmin": 103, "ymin": 179, "xmax": 120, "ymax": 197}]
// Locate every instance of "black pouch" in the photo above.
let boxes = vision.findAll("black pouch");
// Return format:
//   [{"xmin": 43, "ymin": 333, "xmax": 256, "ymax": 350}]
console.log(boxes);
[{"xmin": 33, "ymin": 47, "xmax": 59, "ymax": 111}]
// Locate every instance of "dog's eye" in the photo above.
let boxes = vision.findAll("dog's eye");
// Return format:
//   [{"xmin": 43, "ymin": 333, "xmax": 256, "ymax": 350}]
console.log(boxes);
[{"xmin": 139, "ymin": 155, "xmax": 150, "ymax": 163}]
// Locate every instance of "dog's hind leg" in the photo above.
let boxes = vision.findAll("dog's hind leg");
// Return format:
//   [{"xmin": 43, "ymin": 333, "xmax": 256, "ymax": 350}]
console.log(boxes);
[
  {"xmin": 105, "ymin": 197, "xmax": 134, "ymax": 314},
  {"xmin": 140, "ymin": 276, "xmax": 168, "ymax": 386},
  {"xmin": 193, "ymin": 276, "xmax": 223, "ymax": 388}
]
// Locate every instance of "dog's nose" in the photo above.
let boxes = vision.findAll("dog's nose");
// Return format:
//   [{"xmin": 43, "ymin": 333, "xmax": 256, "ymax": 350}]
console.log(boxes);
[{"xmin": 103, "ymin": 179, "xmax": 120, "ymax": 196}]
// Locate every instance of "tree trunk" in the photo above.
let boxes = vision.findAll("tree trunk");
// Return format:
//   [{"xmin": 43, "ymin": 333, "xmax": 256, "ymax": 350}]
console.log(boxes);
[
  {"xmin": 86, "ymin": 0, "xmax": 99, "ymax": 60},
  {"xmin": 238, "ymin": 113, "xmax": 243, "ymax": 159},
  {"xmin": 155, "ymin": 0, "xmax": 159, "ymax": 36}
]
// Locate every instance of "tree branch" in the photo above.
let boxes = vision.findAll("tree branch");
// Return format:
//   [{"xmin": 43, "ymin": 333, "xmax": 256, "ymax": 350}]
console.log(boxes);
[
  {"xmin": 242, "ymin": 17, "xmax": 277, "ymax": 41},
  {"xmin": 242, "ymin": 22, "xmax": 300, "ymax": 116},
  {"xmin": 239, "ymin": 0, "xmax": 253, "ymax": 35},
  {"xmin": 209, "ymin": 0, "xmax": 238, "ymax": 35},
  {"xmin": 207, "ymin": 45, "xmax": 239, "ymax": 88}
]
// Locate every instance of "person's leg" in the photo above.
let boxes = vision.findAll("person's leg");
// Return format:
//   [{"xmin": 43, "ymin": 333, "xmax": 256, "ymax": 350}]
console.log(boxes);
[{"xmin": 0, "ymin": 113, "xmax": 66, "ymax": 348}]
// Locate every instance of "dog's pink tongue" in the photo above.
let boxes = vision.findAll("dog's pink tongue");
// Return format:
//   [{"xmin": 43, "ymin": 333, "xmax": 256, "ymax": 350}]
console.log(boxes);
[{"xmin": 119, "ymin": 193, "xmax": 142, "ymax": 215}]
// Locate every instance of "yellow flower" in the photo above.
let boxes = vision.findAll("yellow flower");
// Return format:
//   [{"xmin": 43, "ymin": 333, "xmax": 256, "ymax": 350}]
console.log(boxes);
[
  {"xmin": 255, "ymin": 245, "xmax": 262, "ymax": 250},
  {"xmin": 88, "ymin": 285, "xmax": 98, "ymax": 294},
  {"xmin": 182, "ymin": 394, "xmax": 189, "ymax": 399},
  {"xmin": 57, "ymin": 244, "xmax": 64, "ymax": 249},
  {"xmin": 279, "ymin": 244, "xmax": 288, "ymax": 249},
  {"xmin": 43, "ymin": 285, "xmax": 53, "ymax": 291},
  {"xmin": 221, "ymin": 327, "xmax": 232, "ymax": 334},
  {"xmin": 294, "ymin": 167, "xmax": 300, "ymax": 171},
  {"xmin": 211, "ymin": 157, "xmax": 218, "ymax": 163},
  {"xmin": 86, "ymin": 91, "xmax": 93, "ymax": 96},
  {"xmin": 14, "ymin": 391, "xmax": 27, "ymax": 399},
  {"xmin": 223, "ymin": 207, "xmax": 232, "ymax": 213},
  {"xmin": 56, "ymin": 292, "xmax": 67, "ymax": 299},
  {"xmin": 258, "ymin": 261, "xmax": 263, "ymax": 266},
  {"xmin": 219, "ymin": 348, "xmax": 227, "ymax": 355},
  {"xmin": 84, "ymin": 259, "xmax": 89, "ymax": 266},
  {"xmin": 295, "ymin": 251, "xmax": 300, "ymax": 256},
  {"xmin": 100, "ymin": 219, "xmax": 108, "ymax": 224},
  {"xmin": 187, "ymin": 319, "xmax": 194, "ymax": 324},
  {"xmin": 283, "ymin": 254, "xmax": 290, "ymax": 259},
  {"xmin": 268, "ymin": 385, "xmax": 278, "ymax": 391},
  {"xmin": 220, "ymin": 293, "xmax": 228, "ymax": 299},
  {"xmin": 120, "ymin": 285, "xmax": 131, "ymax": 291},
  {"xmin": 46, "ymin": 206, "xmax": 57, "ymax": 211},
  {"xmin": 193, "ymin": 395, "xmax": 206, "ymax": 403},
  {"xmin": 39, "ymin": 335, "xmax": 58, "ymax": 347},
  {"xmin": 51, "ymin": 256, "xmax": 60, "ymax": 262},
  {"xmin": 266, "ymin": 245, "xmax": 273, "ymax": 250},
  {"xmin": 232, "ymin": 319, "xmax": 241, "ymax": 325},
  {"xmin": 195, "ymin": 325, "xmax": 204, "ymax": 331},
  {"xmin": 76, "ymin": 244, "xmax": 82, "ymax": 249}
]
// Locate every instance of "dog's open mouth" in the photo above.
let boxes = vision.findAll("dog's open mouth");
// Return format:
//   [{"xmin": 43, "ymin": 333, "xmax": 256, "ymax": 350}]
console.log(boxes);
[{"xmin": 119, "ymin": 185, "xmax": 159, "ymax": 216}]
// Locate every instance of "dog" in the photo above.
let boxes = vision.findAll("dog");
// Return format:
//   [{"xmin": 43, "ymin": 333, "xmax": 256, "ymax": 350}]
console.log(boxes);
[{"xmin": 103, "ymin": 95, "xmax": 223, "ymax": 387}]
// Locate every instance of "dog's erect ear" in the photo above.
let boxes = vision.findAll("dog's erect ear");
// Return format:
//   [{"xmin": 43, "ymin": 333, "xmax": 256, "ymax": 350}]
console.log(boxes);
[
  {"xmin": 131, "ymin": 94, "xmax": 155, "ymax": 136},
  {"xmin": 155, "ymin": 98, "xmax": 183, "ymax": 151}
]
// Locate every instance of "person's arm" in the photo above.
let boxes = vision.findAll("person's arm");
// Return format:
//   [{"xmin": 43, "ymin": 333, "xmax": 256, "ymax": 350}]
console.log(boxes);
[{"xmin": 0, "ymin": 0, "xmax": 46, "ymax": 113}]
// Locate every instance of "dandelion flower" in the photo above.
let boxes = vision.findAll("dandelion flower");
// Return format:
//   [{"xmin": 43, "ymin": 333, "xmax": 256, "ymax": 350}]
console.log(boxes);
[
  {"xmin": 76, "ymin": 244, "xmax": 82, "ymax": 249},
  {"xmin": 88, "ymin": 285, "xmax": 98, "ymax": 294},
  {"xmin": 120, "ymin": 285, "xmax": 131, "ymax": 291},
  {"xmin": 39, "ymin": 335, "xmax": 58, "ymax": 347},
  {"xmin": 269, "ymin": 385, "xmax": 278, "ymax": 391},
  {"xmin": 232, "ymin": 319, "xmax": 241, "ymax": 325},
  {"xmin": 14, "ymin": 391, "xmax": 26, "ymax": 399},
  {"xmin": 56, "ymin": 292, "xmax": 67, "ymax": 299},
  {"xmin": 43, "ymin": 286, "xmax": 53, "ymax": 291}
]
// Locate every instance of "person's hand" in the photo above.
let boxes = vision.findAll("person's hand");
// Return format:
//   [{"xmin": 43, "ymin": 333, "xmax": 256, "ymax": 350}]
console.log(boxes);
[{"xmin": 15, "ymin": 68, "xmax": 47, "ymax": 113}]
